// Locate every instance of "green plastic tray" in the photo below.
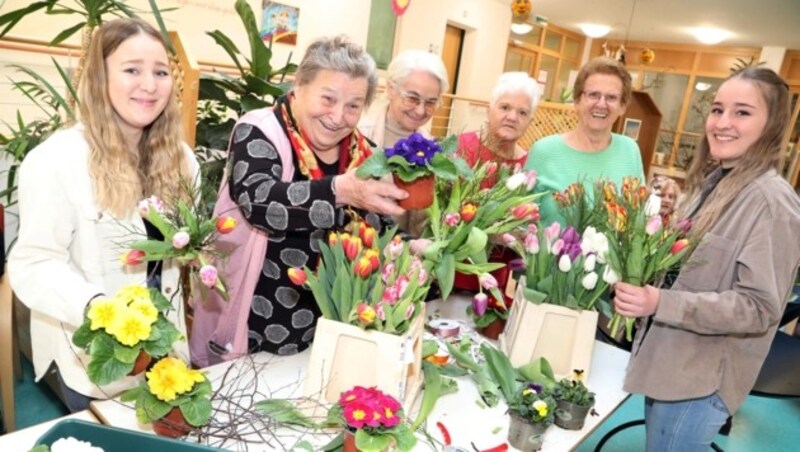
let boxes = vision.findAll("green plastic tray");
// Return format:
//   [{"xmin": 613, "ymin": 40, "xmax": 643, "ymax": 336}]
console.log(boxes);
[{"xmin": 35, "ymin": 419, "xmax": 219, "ymax": 451}]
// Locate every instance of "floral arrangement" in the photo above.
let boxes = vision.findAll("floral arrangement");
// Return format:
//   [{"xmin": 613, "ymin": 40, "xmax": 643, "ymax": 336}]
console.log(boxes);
[
  {"xmin": 121, "ymin": 356, "xmax": 213, "ymax": 430},
  {"xmin": 72, "ymin": 285, "xmax": 182, "ymax": 385},
  {"xmin": 327, "ymin": 386, "xmax": 416, "ymax": 452},
  {"xmin": 289, "ymin": 224, "xmax": 431, "ymax": 335},
  {"xmin": 122, "ymin": 194, "xmax": 237, "ymax": 300},
  {"xmin": 509, "ymin": 222, "xmax": 612, "ymax": 311},
  {"xmin": 509, "ymin": 382, "xmax": 557, "ymax": 426},
  {"xmin": 355, "ymin": 133, "xmax": 469, "ymax": 183},
  {"xmin": 552, "ymin": 181, "xmax": 607, "ymax": 233},
  {"xmin": 422, "ymin": 161, "xmax": 542, "ymax": 301},
  {"xmin": 599, "ymin": 177, "xmax": 691, "ymax": 340},
  {"xmin": 552, "ymin": 370, "xmax": 595, "ymax": 407}
]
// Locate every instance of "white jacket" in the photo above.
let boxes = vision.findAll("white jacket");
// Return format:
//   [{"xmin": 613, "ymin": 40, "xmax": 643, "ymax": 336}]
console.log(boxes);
[{"xmin": 8, "ymin": 124, "xmax": 198, "ymax": 398}]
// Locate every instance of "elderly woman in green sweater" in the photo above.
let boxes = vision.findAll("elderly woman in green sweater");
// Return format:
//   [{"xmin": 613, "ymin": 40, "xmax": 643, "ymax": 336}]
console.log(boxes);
[{"xmin": 525, "ymin": 57, "xmax": 644, "ymax": 225}]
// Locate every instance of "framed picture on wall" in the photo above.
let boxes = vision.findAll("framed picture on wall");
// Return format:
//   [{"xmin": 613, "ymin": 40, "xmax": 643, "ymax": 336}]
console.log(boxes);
[
  {"xmin": 261, "ymin": 1, "xmax": 299, "ymax": 45},
  {"xmin": 623, "ymin": 118, "xmax": 642, "ymax": 140}
]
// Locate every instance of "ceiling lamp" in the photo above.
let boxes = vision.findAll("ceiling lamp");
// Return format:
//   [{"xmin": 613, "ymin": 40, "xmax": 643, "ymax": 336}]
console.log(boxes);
[
  {"xmin": 690, "ymin": 27, "xmax": 731, "ymax": 45},
  {"xmin": 579, "ymin": 23, "xmax": 611, "ymax": 39},
  {"xmin": 511, "ymin": 22, "xmax": 534, "ymax": 35},
  {"xmin": 695, "ymin": 82, "xmax": 713, "ymax": 92}
]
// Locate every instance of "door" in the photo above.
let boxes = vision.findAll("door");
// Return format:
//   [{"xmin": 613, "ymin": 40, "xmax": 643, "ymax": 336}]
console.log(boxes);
[{"xmin": 431, "ymin": 25, "xmax": 463, "ymax": 138}]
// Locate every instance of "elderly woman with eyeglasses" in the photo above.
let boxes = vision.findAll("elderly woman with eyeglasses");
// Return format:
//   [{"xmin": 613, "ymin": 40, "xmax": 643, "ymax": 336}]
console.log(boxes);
[
  {"xmin": 525, "ymin": 56, "xmax": 645, "ymax": 225},
  {"xmin": 358, "ymin": 50, "xmax": 448, "ymax": 236},
  {"xmin": 358, "ymin": 50, "xmax": 448, "ymax": 148}
]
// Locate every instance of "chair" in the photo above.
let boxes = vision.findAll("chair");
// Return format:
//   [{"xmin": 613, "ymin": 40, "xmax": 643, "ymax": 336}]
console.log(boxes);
[{"xmin": 0, "ymin": 265, "xmax": 24, "ymax": 433}]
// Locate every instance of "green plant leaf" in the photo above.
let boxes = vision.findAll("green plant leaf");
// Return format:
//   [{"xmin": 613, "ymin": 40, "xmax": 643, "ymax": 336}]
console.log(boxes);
[
  {"xmin": 49, "ymin": 21, "xmax": 85, "ymax": 46},
  {"xmin": 180, "ymin": 396, "xmax": 212, "ymax": 427},
  {"xmin": 87, "ymin": 333, "xmax": 133, "ymax": 385},
  {"xmin": 355, "ymin": 429, "xmax": 391, "ymax": 452},
  {"xmin": 113, "ymin": 342, "xmax": 141, "ymax": 364},
  {"xmin": 205, "ymin": 30, "xmax": 245, "ymax": 75},
  {"xmin": 435, "ymin": 252, "xmax": 456, "ymax": 301},
  {"xmin": 72, "ymin": 322, "xmax": 97, "ymax": 349},
  {"xmin": 141, "ymin": 393, "xmax": 172, "ymax": 423},
  {"xmin": 481, "ymin": 344, "xmax": 519, "ymax": 403},
  {"xmin": 355, "ymin": 152, "xmax": 389, "ymax": 179}
]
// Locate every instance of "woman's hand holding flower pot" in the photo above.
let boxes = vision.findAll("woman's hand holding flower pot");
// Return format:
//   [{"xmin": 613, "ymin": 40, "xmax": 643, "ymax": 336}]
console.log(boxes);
[{"xmin": 334, "ymin": 168, "xmax": 408, "ymax": 216}]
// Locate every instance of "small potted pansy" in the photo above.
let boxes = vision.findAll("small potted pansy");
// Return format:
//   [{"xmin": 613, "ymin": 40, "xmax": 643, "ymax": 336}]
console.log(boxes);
[
  {"xmin": 552, "ymin": 370, "xmax": 596, "ymax": 430},
  {"xmin": 507, "ymin": 382, "xmax": 556, "ymax": 451},
  {"xmin": 72, "ymin": 284, "xmax": 182, "ymax": 385},
  {"xmin": 121, "ymin": 356, "xmax": 212, "ymax": 438},
  {"xmin": 356, "ymin": 133, "xmax": 470, "ymax": 209},
  {"xmin": 327, "ymin": 386, "xmax": 416, "ymax": 452}
]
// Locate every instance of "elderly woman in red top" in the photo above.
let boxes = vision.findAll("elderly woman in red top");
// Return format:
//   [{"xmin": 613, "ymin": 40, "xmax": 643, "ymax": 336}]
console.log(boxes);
[{"xmin": 457, "ymin": 72, "xmax": 540, "ymax": 188}]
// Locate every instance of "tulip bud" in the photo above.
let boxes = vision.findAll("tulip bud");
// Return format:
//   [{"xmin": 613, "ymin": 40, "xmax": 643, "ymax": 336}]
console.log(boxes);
[
  {"xmin": 603, "ymin": 266, "xmax": 620, "ymax": 285},
  {"xmin": 215, "ymin": 216, "xmax": 237, "ymax": 234},
  {"xmin": 199, "ymin": 265, "xmax": 218, "ymax": 288},
  {"xmin": 405, "ymin": 304, "xmax": 415, "ymax": 320},
  {"xmin": 359, "ymin": 223, "xmax": 377, "ymax": 248},
  {"xmin": 382, "ymin": 285, "xmax": 400, "ymax": 305},
  {"xmin": 558, "ymin": 255, "xmax": 572, "ymax": 272},
  {"xmin": 584, "ymin": 254, "xmax": 596, "ymax": 272},
  {"xmin": 645, "ymin": 193, "xmax": 662, "ymax": 216},
  {"xmin": 551, "ymin": 238, "xmax": 565, "ymax": 256},
  {"xmin": 645, "ymin": 215, "xmax": 662, "ymax": 236},
  {"xmin": 524, "ymin": 233, "xmax": 539, "ymax": 254},
  {"xmin": 511, "ymin": 203, "xmax": 539, "ymax": 221},
  {"xmin": 472, "ymin": 293, "xmax": 489, "ymax": 317},
  {"xmin": 505, "ymin": 172, "xmax": 526, "ymax": 191},
  {"xmin": 171, "ymin": 231, "xmax": 191, "ymax": 249},
  {"xmin": 671, "ymin": 239, "xmax": 689, "ymax": 255},
  {"xmin": 524, "ymin": 170, "xmax": 538, "ymax": 190},
  {"xmin": 582, "ymin": 272, "xmax": 598, "ymax": 290},
  {"xmin": 137, "ymin": 195, "xmax": 164, "ymax": 218},
  {"xmin": 375, "ymin": 303, "xmax": 386, "ymax": 321},
  {"xmin": 479, "ymin": 273, "xmax": 498, "ymax": 290},
  {"xmin": 502, "ymin": 233, "xmax": 517, "ymax": 246},
  {"xmin": 396, "ymin": 275, "xmax": 410, "ymax": 296},
  {"xmin": 328, "ymin": 232, "xmax": 339, "ymax": 247},
  {"xmin": 287, "ymin": 268, "xmax": 307, "ymax": 286},
  {"xmin": 444, "ymin": 213, "xmax": 461, "ymax": 227},
  {"xmin": 356, "ymin": 303, "xmax": 376, "ymax": 325},
  {"xmin": 354, "ymin": 257, "xmax": 373, "ymax": 278},
  {"xmin": 675, "ymin": 219, "xmax": 693, "ymax": 235},
  {"xmin": 381, "ymin": 262, "xmax": 396, "ymax": 283},
  {"xmin": 363, "ymin": 248, "xmax": 380, "ymax": 272},
  {"xmin": 384, "ymin": 236, "xmax": 404, "ymax": 260},
  {"xmin": 120, "ymin": 249, "xmax": 146, "ymax": 266},
  {"xmin": 460, "ymin": 203, "xmax": 478, "ymax": 222},
  {"xmin": 342, "ymin": 234, "xmax": 362, "ymax": 261}
]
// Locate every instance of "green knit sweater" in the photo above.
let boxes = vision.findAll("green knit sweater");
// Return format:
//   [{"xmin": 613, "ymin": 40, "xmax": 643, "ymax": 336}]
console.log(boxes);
[{"xmin": 524, "ymin": 133, "xmax": 645, "ymax": 226}]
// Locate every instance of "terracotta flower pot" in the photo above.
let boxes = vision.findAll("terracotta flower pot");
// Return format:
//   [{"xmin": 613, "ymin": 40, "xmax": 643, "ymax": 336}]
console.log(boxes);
[
  {"xmin": 393, "ymin": 174, "xmax": 434, "ymax": 210},
  {"xmin": 153, "ymin": 407, "xmax": 193, "ymax": 438},
  {"xmin": 128, "ymin": 350, "xmax": 152, "ymax": 376},
  {"xmin": 343, "ymin": 430, "xmax": 359, "ymax": 452},
  {"xmin": 478, "ymin": 317, "xmax": 506, "ymax": 340},
  {"xmin": 554, "ymin": 399, "xmax": 593, "ymax": 430},
  {"xmin": 507, "ymin": 411, "xmax": 548, "ymax": 451}
]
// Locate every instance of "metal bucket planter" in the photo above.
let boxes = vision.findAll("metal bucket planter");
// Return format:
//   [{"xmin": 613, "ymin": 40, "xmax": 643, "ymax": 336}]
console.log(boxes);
[
  {"xmin": 554, "ymin": 399, "xmax": 594, "ymax": 430},
  {"xmin": 507, "ymin": 411, "xmax": 548, "ymax": 451}
]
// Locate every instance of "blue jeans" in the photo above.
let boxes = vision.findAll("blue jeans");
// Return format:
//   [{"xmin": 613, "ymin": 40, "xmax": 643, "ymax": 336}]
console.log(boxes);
[
  {"xmin": 644, "ymin": 393, "xmax": 729, "ymax": 452},
  {"xmin": 55, "ymin": 367, "xmax": 94, "ymax": 413}
]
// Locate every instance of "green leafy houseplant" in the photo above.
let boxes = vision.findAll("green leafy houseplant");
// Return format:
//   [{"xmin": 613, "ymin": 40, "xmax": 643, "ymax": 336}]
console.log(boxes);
[
  {"xmin": 356, "ymin": 133, "xmax": 469, "ymax": 183},
  {"xmin": 290, "ymin": 224, "xmax": 431, "ymax": 335},
  {"xmin": 72, "ymin": 285, "xmax": 182, "ymax": 385},
  {"xmin": 509, "ymin": 382, "xmax": 557, "ymax": 426},
  {"xmin": 121, "ymin": 356, "xmax": 213, "ymax": 432}
]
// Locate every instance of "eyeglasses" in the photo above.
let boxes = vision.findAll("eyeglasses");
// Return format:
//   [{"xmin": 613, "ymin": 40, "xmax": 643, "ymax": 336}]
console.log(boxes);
[
  {"xmin": 582, "ymin": 90, "xmax": 622, "ymax": 105},
  {"xmin": 393, "ymin": 86, "xmax": 440, "ymax": 111}
]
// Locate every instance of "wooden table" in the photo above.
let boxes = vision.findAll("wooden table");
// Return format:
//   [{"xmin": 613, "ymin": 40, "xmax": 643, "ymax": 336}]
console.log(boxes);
[
  {"xmin": 0, "ymin": 410, "xmax": 98, "ymax": 450},
  {"xmin": 92, "ymin": 296, "xmax": 631, "ymax": 451}
]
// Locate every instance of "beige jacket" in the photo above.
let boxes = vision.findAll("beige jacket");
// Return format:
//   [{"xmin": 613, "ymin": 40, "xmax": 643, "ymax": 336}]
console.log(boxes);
[
  {"xmin": 9, "ymin": 125, "xmax": 198, "ymax": 398},
  {"xmin": 623, "ymin": 169, "xmax": 800, "ymax": 414}
]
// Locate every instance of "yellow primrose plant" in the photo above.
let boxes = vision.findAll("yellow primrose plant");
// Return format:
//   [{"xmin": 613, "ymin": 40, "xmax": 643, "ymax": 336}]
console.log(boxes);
[{"xmin": 72, "ymin": 284, "xmax": 182, "ymax": 385}]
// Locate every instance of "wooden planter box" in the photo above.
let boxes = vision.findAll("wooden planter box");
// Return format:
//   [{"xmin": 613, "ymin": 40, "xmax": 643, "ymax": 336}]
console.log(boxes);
[
  {"xmin": 499, "ymin": 282, "xmax": 598, "ymax": 379},
  {"xmin": 303, "ymin": 305, "xmax": 425, "ymax": 413}
]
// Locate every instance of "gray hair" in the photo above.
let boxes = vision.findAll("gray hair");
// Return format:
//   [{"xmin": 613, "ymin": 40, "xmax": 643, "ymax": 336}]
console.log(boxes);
[
  {"xmin": 490, "ymin": 72, "xmax": 540, "ymax": 111},
  {"xmin": 387, "ymin": 50, "xmax": 449, "ymax": 95},
  {"xmin": 295, "ymin": 35, "xmax": 378, "ymax": 105}
]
